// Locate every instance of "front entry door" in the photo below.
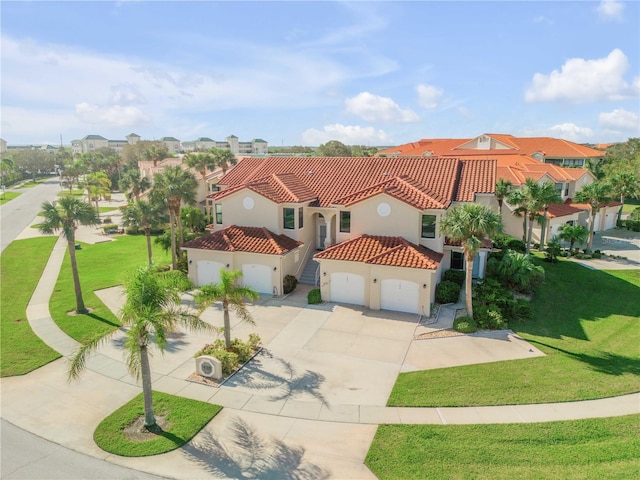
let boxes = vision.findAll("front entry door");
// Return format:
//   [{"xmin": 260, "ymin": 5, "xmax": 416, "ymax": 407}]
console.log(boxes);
[{"xmin": 318, "ymin": 223, "xmax": 326, "ymax": 250}]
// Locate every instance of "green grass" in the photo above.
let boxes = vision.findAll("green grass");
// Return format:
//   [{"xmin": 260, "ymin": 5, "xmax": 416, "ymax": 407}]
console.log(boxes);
[
  {"xmin": 50, "ymin": 235, "xmax": 172, "ymax": 343},
  {"xmin": 366, "ymin": 415, "xmax": 640, "ymax": 480},
  {"xmin": 622, "ymin": 198, "xmax": 639, "ymax": 214},
  {"xmin": 388, "ymin": 260, "xmax": 640, "ymax": 406},
  {"xmin": 0, "ymin": 237, "xmax": 61, "ymax": 376},
  {"xmin": 98, "ymin": 205, "xmax": 120, "ymax": 213},
  {"xmin": 58, "ymin": 189, "xmax": 84, "ymax": 197},
  {"xmin": 20, "ymin": 179, "xmax": 47, "ymax": 188},
  {"xmin": 0, "ymin": 191, "xmax": 21, "ymax": 205},
  {"xmin": 94, "ymin": 391, "xmax": 222, "ymax": 456}
]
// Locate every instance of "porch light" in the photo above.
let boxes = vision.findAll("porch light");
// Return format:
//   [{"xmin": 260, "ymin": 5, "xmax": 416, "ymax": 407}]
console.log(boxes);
[
  {"xmin": 226, "ymin": 264, "xmax": 230, "ymax": 268},
  {"xmin": 273, "ymin": 266, "xmax": 277, "ymax": 271},
  {"xmin": 323, "ymin": 272, "xmax": 326, "ymax": 276},
  {"xmin": 423, "ymin": 284, "xmax": 427, "ymax": 289},
  {"xmin": 373, "ymin": 278, "xmax": 377, "ymax": 283}
]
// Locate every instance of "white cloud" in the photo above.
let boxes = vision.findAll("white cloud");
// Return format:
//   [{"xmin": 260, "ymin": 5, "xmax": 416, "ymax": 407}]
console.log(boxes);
[
  {"xmin": 599, "ymin": 109, "xmax": 640, "ymax": 132},
  {"xmin": 549, "ymin": 123, "xmax": 594, "ymax": 142},
  {"xmin": 301, "ymin": 124, "xmax": 390, "ymax": 145},
  {"xmin": 345, "ymin": 92, "xmax": 419, "ymax": 123},
  {"xmin": 596, "ymin": 0, "xmax": 624, "ymax": 21},
  {"xmin": 532, "ymin": 15, "xmax": 553, "ymax": 26},
  {"xmin": 525, "ymin": 49, "xmax": 637, "ymax": 103},
  {"xmin": 75, "ymin": 103, "xmax": 152, "ymax": 126},
  {"xmin": 416, "ymin": 84, "xmax": 443, "ymax": 109}
]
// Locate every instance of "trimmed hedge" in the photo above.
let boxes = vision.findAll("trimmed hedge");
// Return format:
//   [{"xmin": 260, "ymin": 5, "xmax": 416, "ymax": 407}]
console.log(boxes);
[
  {"xmin": 435, "ymin": 280, "xmax": 460, "ymax": 304},
  {"xmin": 453, "ymin": 316, "xmax": 477, "ymax": 333},
  {"xmin": 308, "ymin": 288, "xmax": 322, "ymax": 304}
]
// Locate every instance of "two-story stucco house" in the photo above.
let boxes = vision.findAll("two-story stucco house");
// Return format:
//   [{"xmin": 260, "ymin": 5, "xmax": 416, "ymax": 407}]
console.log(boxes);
[{"xmin": 182, "ymin": 156, "xmax": 496, "ymax": 316}]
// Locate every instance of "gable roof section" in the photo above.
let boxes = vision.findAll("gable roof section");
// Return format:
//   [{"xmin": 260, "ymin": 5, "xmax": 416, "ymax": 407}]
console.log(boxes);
[
  {"xmin": 182, "ymin": 225, "xmax": 301, "ymax": 255},
  {"xmin": 546, "ymin": 203, "xmax": 584, "ymax": 218},
  {"xmin": 333, "ymin": 175, "xmax": 449, "ymax": 209},
  {"xmin": 215, "ymin": 156, "xmax": 493, "ymax": 208},
  {"xmin": 314, "ymin": 235, "xmax": 442, "ymax": 270},
  {"xmin": 214, "ymin": 172, "xmax": 317, "ymax": 204}
]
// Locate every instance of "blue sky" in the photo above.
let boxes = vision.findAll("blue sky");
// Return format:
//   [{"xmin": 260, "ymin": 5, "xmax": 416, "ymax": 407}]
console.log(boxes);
[{"xmin": 1, "ymin": 1, "xmax": 639, "ymax": 147}]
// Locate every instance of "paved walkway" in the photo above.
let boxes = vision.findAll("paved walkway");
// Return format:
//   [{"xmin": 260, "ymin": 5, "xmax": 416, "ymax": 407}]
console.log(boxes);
[{"xmin": 2, "ymin": 225, "xmax": 638, "ymax": 479}]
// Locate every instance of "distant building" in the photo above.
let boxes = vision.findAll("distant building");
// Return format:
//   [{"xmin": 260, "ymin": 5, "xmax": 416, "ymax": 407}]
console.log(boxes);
[
  {"xmin": 160, "ymin": 137, "xmax": 181, "ymax": 154},
  {"xmin": 182, "ymin": 135, "xmax": 268, "ymax": 155}
]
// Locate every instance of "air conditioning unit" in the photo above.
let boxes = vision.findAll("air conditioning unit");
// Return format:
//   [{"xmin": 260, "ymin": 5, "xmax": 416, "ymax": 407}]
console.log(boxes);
[{"xmin": 195, "ymin": 355, "xmax": 222, "ymax": 379}]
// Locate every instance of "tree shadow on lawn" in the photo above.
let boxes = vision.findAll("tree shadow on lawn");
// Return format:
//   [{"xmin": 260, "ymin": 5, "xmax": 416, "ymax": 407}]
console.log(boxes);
[
  {"xmin": 85, "ymin": 311, "xmax": 120, "ymax": 328},
  {"xmin": 512, "ymin": 260, "xmax": 640, "ymax": 342},
  {"xmin": 526, "ymin": 339, "xmax": 640, "ymax": 376},
  {"xmin": 182, "ymin": 416, "xmax": 330, "ymax": 480}
]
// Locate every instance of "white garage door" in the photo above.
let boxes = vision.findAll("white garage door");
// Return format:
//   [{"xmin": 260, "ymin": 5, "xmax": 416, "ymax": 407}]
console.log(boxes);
[
  {"xmin": 381, "ymin": 279, "xmax": 420, "ymax": 314},
  {"xmin": 330, "ymin": 273, "xmax": 365, "ymax": 306},
  {"xmin": 242, "ymin": 264, "xmax": 272, "ymax": 294},
  {"xmin": 605, "ymin": 213, "xmax": 616, "ymax": 230},
  {"xmin": 197, "ymin": 261, "xmax": 224, "ymax": 287}
]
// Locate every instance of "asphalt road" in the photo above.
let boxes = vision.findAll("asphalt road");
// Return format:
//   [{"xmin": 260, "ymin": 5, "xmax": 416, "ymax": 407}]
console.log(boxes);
[
  {"xmin": 0, "ymin": 177, "xmax": 63, "ymax": 253},
  {"xmin": 0, "ymin": 180, "xmax": 167, "ymax": 480}
]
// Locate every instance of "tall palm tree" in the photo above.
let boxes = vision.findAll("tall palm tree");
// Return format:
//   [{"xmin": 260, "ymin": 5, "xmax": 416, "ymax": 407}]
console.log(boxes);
[
  {"xmin": 440, "ymin": 203, "xmax": 503, "ymax": 319},
  {"xmin": 609, "ymin": 172, "xmax": 638, "ymax": 224},
  {"xmin": 210, "ymin": 148, "xmax": 238, "ymax": 175},
  {"xmin": 194, "ymin": 269, "xmax": 259, "ymax": 349},
  {"xmin": 82, "ymin": 172, "xmax": 111, "ymax": 220},
  {"xmin": 507, "ymin": 179, "xmax": 541, "ymax": 254},
  {"xmin": 495, "ymin": 178, "xmax": 513, "ymax": 214},
  {"xmin": 120, "ymin": 169, "xmax": 151, "ymax": 201},
  {"xmin": 185, "ymin": 151, "xmax": 216, "ymax": 197},
  {"xmin": 121, "ymin": 198, "xmax": 169, "ymax": 265},
  {"xmin": 537, "ymin": 181, "xmax": 563, "ymax": 249},
  {"xmin": 575, "ymin": 181, "xmax": 612, "ymax": 250},
  {"xmin": 69, "ymin": 266, "xmax": 215, "ymax": 428},
  {"xmin": 38, "ymin": 197, "xmax": 99, "ymax": 314},
  {"xmin": 152, "ymin": 166, "xmax": 198, "ymax": 270},
  {"xmin": 557, "ymin": 224, "xmax": 589, "ymax": 253}
]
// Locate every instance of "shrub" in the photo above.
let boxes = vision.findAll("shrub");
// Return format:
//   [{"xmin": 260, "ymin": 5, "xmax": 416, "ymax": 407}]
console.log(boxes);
[
  {"xmin": 492, "ymin": 233, "xmax": 518, "ymax": 250},
  {"xmin": 435, "ymin": 280, "xmax": 461, "ymax": 304},
  {"xmin": 102, "ymin": 217, "xmax": 112, "ymax": 224},
  {"xmin": 514, "ymin": 298, "xmax": 532, "ymax": 321},
  {"xmin": 493, "ymin": 250, "xmax": 544, "ymax": 292},
  {"xmin": 308, "ymin": 288, "xmax": 322, "ymax": 304},
  {"xmin": 545, "ymin": 238, "xmax": 562, "ymax": 263},
  {"xmin": 443, "ymin": 269, "xmax": 465, "ymax": 286},
  {"xmin": 283, "ymin": 274, "xmax": 298, "ymax": 294},
  {"xmin": 592, "ymin": 251, "xmax": 602, "ymax": 259},
  {"xmin": 474, "ymin": 304, "xmax": 507, "ymax": 330},
  {"xmin": 453, "ymin": 316, "xmax": 477, "ymax": 333},
  {"xmin": 101, "ymin": 223, "xmax": 118, "ymax": 233},
  {"xmin": 158, "ymin": 269, "xmax": 193, "ymax": 292},
  {"xmin": 507, "ymin": 238, "xmax": 526, "ymax": 253},
  {"xmin": 196, "ymin": 335, "xmax": 261, "ymax": 375},
  {"xmin": 473, "ymin": 278, "xmax": 516, "ymax": 319}
]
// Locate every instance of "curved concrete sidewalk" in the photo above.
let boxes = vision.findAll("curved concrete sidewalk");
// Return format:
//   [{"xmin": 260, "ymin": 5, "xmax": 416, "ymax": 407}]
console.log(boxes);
[{"xmin": 1, "ymin": 230, "xmax": 637, "ymax": 479}]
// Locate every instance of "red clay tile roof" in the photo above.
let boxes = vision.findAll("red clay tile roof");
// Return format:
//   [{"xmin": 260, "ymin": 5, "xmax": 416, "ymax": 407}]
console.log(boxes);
[
  {"xmin": 213, "ymin": 172, "xmax": 317, "ymax": 204},
  {"xmin": 182, "ymin": 225, "xmax": 302, "ymax": 255},
  {"xmin": 214, "ymin": 156, "xmax": 495, "ymax": 208},
  {"xmin": 545, "ymin": 203, "xmax": 584, "ymax": 218},
  {"xmin": 314, "ymin": 235, "xmax": 442, "ymax": 270}
]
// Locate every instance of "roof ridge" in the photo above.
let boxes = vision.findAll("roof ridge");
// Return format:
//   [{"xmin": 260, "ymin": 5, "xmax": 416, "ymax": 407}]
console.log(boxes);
[
  {"xmin": 222, "ymin": 229, "xmax": 235, "ymax": 251},
  {"xmin": 396, "ymin": 175, "xmax": 448, "ymax": 207},
  {"xmin": 261, "ymin": 227, "xmax": 283, "ymax": 254}
]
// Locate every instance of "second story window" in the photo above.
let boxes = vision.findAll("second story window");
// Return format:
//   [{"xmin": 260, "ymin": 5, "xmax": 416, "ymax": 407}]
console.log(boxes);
[
  {"xmin": 421, "ymin": 214, "xmax": 436, "ymax": 238},
  {"xmin": 283, "ymin": 207, "xmax": 295, "ymax": 229},
  {"xmin": 340, "ymin": 211, "xmax": 351, "ymax": 233},
  {"xmin": 298, "ymin": 207, "xmax": 304, "ymax": 229},
  {"xmin": 215, "ymin": 204, "xmax": 222, "ymax": 224}
]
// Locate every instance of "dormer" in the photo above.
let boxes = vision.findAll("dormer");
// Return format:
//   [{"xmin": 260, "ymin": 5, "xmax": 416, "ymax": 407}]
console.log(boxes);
[{"xmin": 455, "ymin": 134, "xmax": 517, "ymax": 151}]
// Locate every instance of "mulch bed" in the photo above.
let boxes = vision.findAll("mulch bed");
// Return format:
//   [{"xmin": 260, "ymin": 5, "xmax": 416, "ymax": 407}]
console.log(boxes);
[{"xmin": 414, "ymin": 329, "xmax": 464, "ymax": 340}]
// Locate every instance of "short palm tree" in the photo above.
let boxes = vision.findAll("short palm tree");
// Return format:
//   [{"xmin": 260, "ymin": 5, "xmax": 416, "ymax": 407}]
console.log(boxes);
[
  {"xmin": 557, "ymin": 224, "xmax": 589, "ymax": 253},
  {"xmin": 185, "ymin": 151, "xmax": 216, "ymax": 196},
  {"xmin": 537, "ymin": 181, "xmax": 563, "ymax": 248},
  {"xmin": 211, "ymin": 148, "xmax": 237, "ymax": 175},
  {"xmin": 120, "ymin": 169, "xmax": 151, "ymax": 201},
  {"xmin": 574, "ymin": 181, "xmax": 612, "ymax": 250},
  {"xmin": 121, "ymin": 198, "xmax": 168, "ymax": 265},
  {"xmin": 83, "ymin": 172, "xmax": 111, "ymax": 219},
  {"xmin": 194, "ymin": 269, "xmax": 259, "ymax": 349},
  {"xmin": 152, "ymin": 166, "xmax": 198, "ymax": 270},
  {"xmin": 38, "ymin": 197, "xmax": 99, "ymax": 313},
  {"xmin": 495, "ymin": 178, "xmax": 513, "ymax": 214},
  {"xmin": 440, "ymin": 203, "xmax": 503, "ymax": 319},
  {"xmin": 609, "ymin": 172, "xmax": 638, "ymax": 224},
  {"xmin": 69, "ymin": 266, "xmax": 215, "ymax": 428}
]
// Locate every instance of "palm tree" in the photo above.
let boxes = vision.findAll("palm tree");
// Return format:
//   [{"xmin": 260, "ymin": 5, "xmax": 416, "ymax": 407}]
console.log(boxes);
[
  {"xmin": 69, "ymin": 266, "xmax": 215, "ymax": 428},
  {"xmin": 120, "ymin": 169, "xmax": 151, "ymax": 201},
  {"xmin": 210, "ymin": 148, "xmax": 237, "ymax": 175},
  {"xmin": 440, "ymin": 203, "xmax": 503, "ymax": 319},
  {"xmin": 537, "ymin": 181, "xmax": 563, "ymax": 249},
  {"xmin": 194, "ymin": 269, "xmax": 259, "ymax": 349},
  {"xmin": 121, "ymin": 198, "xmax": 168, "ymax": 265},
  {"xmin": 575, "ymin": 181, "xmax": 612, "ymax": 250},
  {"xmin": 609, "ymin": 173, "xmax": 638, "ymax": 224},
  {"xmin": 152, "ymin": 166, "xmax": 198, "ymax": 270},
  {"xmin": 38, "ymin": 197, "xmax": 99, "ymax": 314},
  {"xmin": 82, "ymin": 172, "xmax": 111, "ymax": 220},
  {"xmin": 185, "ymin": 151, "xmax": 216, "ymax": 197},
  {"xmin": 557, "ymin": 224, "xmax": 589, "ymax": 253},
  {"xmin": 495, "ymin": 178, "xmax": 513, "ymax": 214},
  {"xmin": 507, "ymin": 179, "xmax": 541, "ymax": 254}
]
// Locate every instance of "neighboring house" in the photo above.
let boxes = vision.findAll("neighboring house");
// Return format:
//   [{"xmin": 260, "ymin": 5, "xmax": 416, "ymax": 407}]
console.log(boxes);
[
  {"xmin": 71, "ymin": 133, "xmax": 142, "ymax": 155},
  {"xmin": 379, "ymin": 134, "xmax": 617, "ymax": 242},
  {"xmin": 182, "ymin": 156, "xmax": 496, "ymax": 316},
  {"xmin": 0, "ymin": 138, "xmax": 7, "ymax": 155}
]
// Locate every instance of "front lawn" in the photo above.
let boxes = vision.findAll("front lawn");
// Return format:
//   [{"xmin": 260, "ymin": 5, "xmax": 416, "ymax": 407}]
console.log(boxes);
[
  {"xmin": 366, "ymin": 415, "xmax": 640, "ymax": 480},
  {"xmin": 0, "ymin": 237, "xmax": 61, "ymax": 376},
  {"xmin": 388, "ymin": 260, "xmax": 640, "ymax": 406},
  {"xmin": 50, "ymin": 235, "xmax": 171, "ymax": 343},
  {"xmin": 94, "ymin": 391, "xmax": 221, "ymax": 456}
]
